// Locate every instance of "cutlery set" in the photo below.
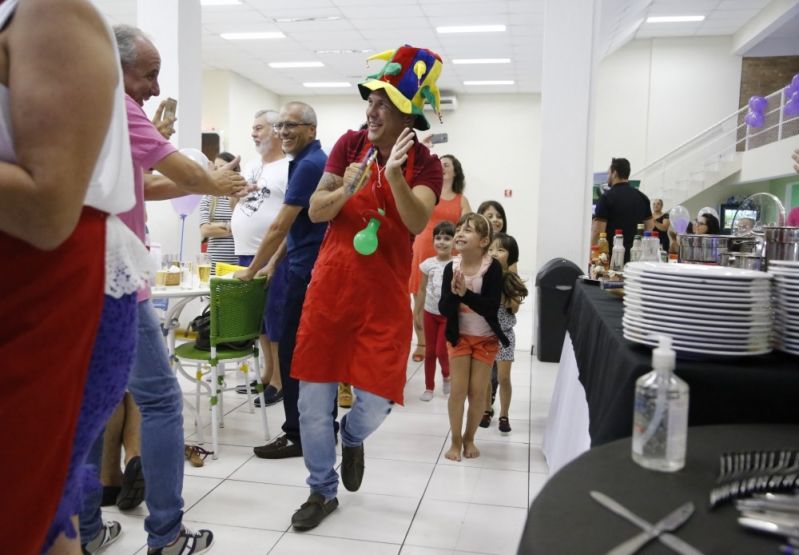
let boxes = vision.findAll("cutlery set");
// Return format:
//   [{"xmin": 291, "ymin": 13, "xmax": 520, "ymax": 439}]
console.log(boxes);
[
  {"xmin": 710, "ymin": 450, "xmax": 799, "ymax": 508},
  {"xmin": 590, "ymin": 491, "xmax": 703, "ymax": 555}
]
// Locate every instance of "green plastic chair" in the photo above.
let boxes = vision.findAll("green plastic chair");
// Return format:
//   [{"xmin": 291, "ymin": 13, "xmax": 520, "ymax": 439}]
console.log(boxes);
[{"xmin": 174, "ymin": 277, "xmax": 269, "ymax": 459}]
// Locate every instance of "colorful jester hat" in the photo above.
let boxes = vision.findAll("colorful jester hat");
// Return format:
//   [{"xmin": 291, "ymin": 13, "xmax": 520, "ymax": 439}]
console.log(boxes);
[{"xmin": 358, "ymin": 45, "xmax": 443, "ymax": 131}]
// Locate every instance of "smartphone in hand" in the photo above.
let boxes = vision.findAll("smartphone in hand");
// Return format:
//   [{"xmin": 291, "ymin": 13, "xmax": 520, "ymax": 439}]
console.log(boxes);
[
  {"xmin": 163, "ymin": 97, "xmax": 178, "ymax": 120},
  {"xmin": 430, "ymin": 132, "xmax": 448, "ymax": 144}
]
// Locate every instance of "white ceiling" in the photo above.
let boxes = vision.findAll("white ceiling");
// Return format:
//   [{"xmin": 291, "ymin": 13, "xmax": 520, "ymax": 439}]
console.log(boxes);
[{"xmin": 91, "ymin": 0, "xmax": 782, "ymax": 97}]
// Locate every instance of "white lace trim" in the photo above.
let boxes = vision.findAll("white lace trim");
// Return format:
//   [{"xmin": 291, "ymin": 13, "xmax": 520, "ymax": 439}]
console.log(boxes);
[{"xmin": 105, "ymin": 216, "xmax": 156, "ymax": 298}]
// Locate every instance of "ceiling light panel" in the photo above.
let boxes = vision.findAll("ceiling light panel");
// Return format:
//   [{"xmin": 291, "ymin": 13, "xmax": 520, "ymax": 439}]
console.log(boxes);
[
  {"xmin": 646, "ymin": 15, "xmax": 705, "ymax": 23},
  {"xmin": 220, "ymin": 31, "xmax": 285, "ymax": 40}
]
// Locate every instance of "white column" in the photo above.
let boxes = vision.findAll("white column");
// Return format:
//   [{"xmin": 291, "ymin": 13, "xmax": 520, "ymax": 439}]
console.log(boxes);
[
  {"xmin": 535, "ymin": 0, "xmax": 600, "ymax": 270},
  {"xmin": 137, "ymin": 0, "xmax": 202, "ymax": 150}
]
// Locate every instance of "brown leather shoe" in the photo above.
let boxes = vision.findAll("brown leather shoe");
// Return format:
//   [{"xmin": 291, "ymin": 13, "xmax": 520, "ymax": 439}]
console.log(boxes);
[
  {"xmin": 338, "ymin": 383, "xmax": 353, "ymax": 408},
  {"xmin": 291, "ymin": 493, "xmax": 338, "ymax": 531}
]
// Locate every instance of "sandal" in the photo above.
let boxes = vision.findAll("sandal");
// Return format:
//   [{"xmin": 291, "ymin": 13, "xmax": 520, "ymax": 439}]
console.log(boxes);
[
  {"xmin": 184, "ymin": 444, "xmax": 213, "ymax": 468},
  {"xmin": 479, "ymin": 411, "xmax": 492, "ymax": 428},
  {"xmin": 412, "ymin": 344, "xmax": 425, "ymax": 362}
]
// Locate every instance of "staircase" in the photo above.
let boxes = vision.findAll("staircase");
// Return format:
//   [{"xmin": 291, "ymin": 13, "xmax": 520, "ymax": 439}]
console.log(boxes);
[{"xmin": 632, "ymin": 86, "xmax": 799, "ymax": 208}]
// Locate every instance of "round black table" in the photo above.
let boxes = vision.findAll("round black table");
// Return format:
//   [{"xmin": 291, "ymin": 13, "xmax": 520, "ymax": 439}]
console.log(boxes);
[{"xmin": 520, "ymin": 424, "xmax": 799, "ymax": 554}]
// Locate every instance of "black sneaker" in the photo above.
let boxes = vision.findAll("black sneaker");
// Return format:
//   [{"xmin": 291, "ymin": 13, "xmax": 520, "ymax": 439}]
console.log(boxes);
[
  {"xmin": 291, "ymin": 493, "xmax": 338, "ymax": 531},
  {"xmin": 82, "ymin": 520, "xmax": 122, "ymax": 554},
  {"xmin": 253, "ymin": 435, "xmax": 302, "ymax": 459},
  {"xmin": 498, "ymin": 416, "xmax": 511, "ymax": 434},
  {"xmin": 235, "ymin": 380, "xmax": 259, "ymax": 394},
  {"xmin": 254, "ymin": 386, "xmax": 283, "ymax": 407},
  {"xmin": 147, "ymin": 526, "xmax": 213, "ymax": 554},
  {"xmin": 116, "ymin": 456, "xmax": 145, "ymax": 511},
  {"xmin": 341, "ymin": 444, "xmax": 365, "ymax": 492},
  {"xmin": 479, "ymin": 411, "xmax": 492, "ymax": 428}
]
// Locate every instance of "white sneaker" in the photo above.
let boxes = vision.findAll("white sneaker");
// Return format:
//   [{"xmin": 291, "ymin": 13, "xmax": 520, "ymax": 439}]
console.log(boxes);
[
  {"xmin": 442, "ymin": 379, "xmax": 451, "ymax": 396},
  {"xmin": 420, "ymin": 390, "xmax": 434, "ymax": 402}
]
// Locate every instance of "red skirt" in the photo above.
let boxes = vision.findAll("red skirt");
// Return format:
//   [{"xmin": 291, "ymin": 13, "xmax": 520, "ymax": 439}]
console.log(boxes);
[{"xmin": 0, "ymin": 207, "xmax": 106, "ymax": 554}]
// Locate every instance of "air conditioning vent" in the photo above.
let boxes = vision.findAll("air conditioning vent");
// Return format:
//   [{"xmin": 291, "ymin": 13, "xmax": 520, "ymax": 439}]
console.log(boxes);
[{"xmin": 424, "ymin": 95, "xmax": 458, "ymax": 111}]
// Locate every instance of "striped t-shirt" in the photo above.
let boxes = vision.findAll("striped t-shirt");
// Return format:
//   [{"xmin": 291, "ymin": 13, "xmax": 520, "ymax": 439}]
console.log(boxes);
[{"xmin": 199, "ymin": 195, "xmax": 238, "ymax": 271}]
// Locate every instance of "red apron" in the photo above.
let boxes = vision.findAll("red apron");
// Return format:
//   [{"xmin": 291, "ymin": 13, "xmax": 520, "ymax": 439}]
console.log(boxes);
[
  {"xmin": 292, "ymin": 143, "xmax": 417, "ymax": 404},
  {"xmin": 0, "ymin": 207, "xmax": 106, "ymax": 555}
]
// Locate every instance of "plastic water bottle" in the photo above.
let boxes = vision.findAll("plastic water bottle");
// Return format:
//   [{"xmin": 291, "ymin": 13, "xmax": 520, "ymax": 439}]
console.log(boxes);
[
  {"xmin": 639, "ymin": 231, "xmax": 659, "ymax": 262},
  {"xmin": 610, "ymin": 229, "xmax": 625, "ymax": 272},
  {"xmin": 630, "ymin": 224, "xmax": 644, "ymax": 262},
  {"xmin": 632, "ymin": 336, "xmax": 689, "ymax": 472}
]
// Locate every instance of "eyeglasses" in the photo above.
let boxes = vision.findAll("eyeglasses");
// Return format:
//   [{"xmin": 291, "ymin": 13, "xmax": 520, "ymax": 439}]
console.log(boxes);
[{"xmin": 272, "ymin": 121, "xmax": 312, "ymax": 131}]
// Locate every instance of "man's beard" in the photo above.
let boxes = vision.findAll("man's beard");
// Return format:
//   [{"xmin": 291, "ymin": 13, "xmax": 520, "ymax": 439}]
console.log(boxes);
[{"xmin": 255, "ymin": 141, "xmax": 269, "ymax": 156}]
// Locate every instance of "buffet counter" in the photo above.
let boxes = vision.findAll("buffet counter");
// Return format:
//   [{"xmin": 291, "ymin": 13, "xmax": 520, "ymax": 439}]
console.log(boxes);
[{"xmin": 542, "ymin": 281, "xmax": 799, "ymax": 474}]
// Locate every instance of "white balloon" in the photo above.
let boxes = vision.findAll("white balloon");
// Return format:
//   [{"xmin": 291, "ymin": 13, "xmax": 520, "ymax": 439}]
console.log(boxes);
[
  {"xmin": 179, "ymin": 147, "xmax": 210, "ymax": 169},
  {"xmin": 669, "ymin": 205, "xmax": 690, "ymax": 234}
]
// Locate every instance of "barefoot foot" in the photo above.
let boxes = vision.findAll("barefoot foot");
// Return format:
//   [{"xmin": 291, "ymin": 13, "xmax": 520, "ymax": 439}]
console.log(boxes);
[
  {"xmin": 463, "ymin": 441, "xmax": 480, "ymax": 459},
  {"xmin": 445, "ymin": 444, "xmax": 463, "ymax": 461}
]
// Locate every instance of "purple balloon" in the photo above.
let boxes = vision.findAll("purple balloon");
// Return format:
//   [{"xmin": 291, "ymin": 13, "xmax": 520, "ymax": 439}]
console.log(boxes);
[
  {"xmin": 792, "ymin": 73, "xmax": 799, "ymax": 90},
  {"xmin": 748, "ymin": 95, "xmax": 768, "ymax": 113},
  {"xmin": 170, "ymin": 194, "xmax": 202, "ymax": 217},
  {"xmin": 745, "ymin": 110, "xmax": 765, "ymax": 128},
  {"xmin": 785, "ymin": 98, "xmax": 799, "ymax": 118}
]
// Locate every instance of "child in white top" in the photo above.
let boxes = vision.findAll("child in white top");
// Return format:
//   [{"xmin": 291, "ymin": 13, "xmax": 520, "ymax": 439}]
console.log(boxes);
[{"xmin": 417, "ymin": 221, "xmax": 455, "ymax": 401}]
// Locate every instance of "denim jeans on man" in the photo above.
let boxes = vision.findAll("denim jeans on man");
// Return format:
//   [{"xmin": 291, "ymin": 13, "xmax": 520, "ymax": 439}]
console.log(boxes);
[
  {"xmin": 298, "ymin": 382, "xmax": 392, "ymax": 499},
  {"xmin": 79, "ymin": 300, "xmax": 185, "ymax": 549}
]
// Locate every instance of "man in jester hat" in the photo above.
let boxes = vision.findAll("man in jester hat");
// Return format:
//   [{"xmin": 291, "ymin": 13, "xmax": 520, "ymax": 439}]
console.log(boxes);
[{"xmin": 289, "ymin": 45, "xmax": 444, "ymax": 530}]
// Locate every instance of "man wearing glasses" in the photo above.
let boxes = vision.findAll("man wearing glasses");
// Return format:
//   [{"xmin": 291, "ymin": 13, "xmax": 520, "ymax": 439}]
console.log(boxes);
[
  {"xmin": 235, "ymin": 102, "xmax": 330, "ymax": 460},
  {"xmin": 231, "ymin": 109, "xmax": 289, "ymax": 408}
]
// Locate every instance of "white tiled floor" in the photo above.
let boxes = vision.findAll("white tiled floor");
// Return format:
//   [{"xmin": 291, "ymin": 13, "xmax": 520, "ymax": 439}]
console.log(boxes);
[{"xmin": 103, "ymin": 350, "xmax": 558, "ymax": 554}]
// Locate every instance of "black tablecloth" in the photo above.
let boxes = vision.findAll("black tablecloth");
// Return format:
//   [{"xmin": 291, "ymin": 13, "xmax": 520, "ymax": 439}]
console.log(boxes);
[
  {"xmin": 567, "ymin": 281, "xmax": 799, "ymax": 447},
  {"xmin": 520, "ymin": 424, "xmax": 799, "ymax": 554}
]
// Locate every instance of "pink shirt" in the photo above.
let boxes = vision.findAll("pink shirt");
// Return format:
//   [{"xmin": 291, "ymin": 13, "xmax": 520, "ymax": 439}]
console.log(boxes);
[
  {"xmin": 453, "ymin": 254, "xmax": 495, "ymax": 337},
  {"xmin": 788, "ymin": 207, "xmax": 799, "ymax": 227},
  {"xmin": 118, "ymin": 94, "xmax": 177, "ymax": 301}
]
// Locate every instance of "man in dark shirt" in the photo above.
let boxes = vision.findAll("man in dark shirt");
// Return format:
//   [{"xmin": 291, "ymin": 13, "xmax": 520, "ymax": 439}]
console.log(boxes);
[
  {"xmin": 235, "ymin": 101, "xmax": 329, "ymax": 459},
  {"xmin": 592, "ymin": 157, "xmax": 653, "ymax": 261}
]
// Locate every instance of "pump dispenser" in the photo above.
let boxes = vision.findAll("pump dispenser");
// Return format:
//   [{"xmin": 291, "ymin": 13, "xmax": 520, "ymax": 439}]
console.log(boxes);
[{"xmin": 631, "ymin": 335, "xmax": 689, "ymax": 472}]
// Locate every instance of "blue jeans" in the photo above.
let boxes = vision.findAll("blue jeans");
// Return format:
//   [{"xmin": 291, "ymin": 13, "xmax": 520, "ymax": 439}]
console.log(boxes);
[
  {"xmin": 79, "ymin": 300, "xmax": 185, "ymax": 549},
  {"xmin": 298, "ymin": 381, "xmax": 393, "ymax": 499}
]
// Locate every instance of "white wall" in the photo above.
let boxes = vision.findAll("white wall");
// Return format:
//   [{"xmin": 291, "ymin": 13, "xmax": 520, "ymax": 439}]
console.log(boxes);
[
  {"xmin": 593, "ymin": 36, "xmax": 743, "ymax": 174},
  {"xmin": 277, "ymin": 93, "xmax": 542, "ymax": 283}
]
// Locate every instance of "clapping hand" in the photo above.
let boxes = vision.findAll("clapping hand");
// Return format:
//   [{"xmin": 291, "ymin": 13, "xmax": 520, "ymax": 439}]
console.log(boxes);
[
  {"xmin": 343, "ymin": 161, "xmax": 371, "ymax": 197},
  {"xmin": 452, "ymin": 270, "xmax": 467, "ymax": 296},
  {"xmin": 210, "ymin": 156, "xmax": 251, "ymax": 198},
  {"xmin": 386, "ymin": 127, "xmax": 415, "ymax": 178}
]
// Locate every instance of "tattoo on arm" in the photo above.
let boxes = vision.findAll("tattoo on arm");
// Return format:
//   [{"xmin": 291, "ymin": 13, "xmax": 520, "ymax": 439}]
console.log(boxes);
[{"xmin": 317, "ymin": 172, "xmax": 343, "ymax": 193}]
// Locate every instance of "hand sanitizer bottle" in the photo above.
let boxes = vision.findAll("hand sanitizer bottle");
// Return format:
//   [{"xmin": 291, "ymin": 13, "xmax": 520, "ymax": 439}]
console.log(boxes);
[{"xmin": 632, "ymin": 336, "xmax": 689, "ymax": 472}]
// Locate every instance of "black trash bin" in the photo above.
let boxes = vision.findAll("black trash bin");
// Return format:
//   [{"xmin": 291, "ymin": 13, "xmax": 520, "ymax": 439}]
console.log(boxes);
[{"xmin": 535, "ymin": 258, "xmax": 582, "ymax": 362}]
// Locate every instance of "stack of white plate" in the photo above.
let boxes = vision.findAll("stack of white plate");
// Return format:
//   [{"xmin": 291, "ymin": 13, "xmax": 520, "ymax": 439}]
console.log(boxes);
[
  {"xmin": 768, "ymin": 260, "xmax": 799, "ymax": 356},
  {"xmin": 622, "ymin": 262, "xmax": 773, "ymax": 356}
]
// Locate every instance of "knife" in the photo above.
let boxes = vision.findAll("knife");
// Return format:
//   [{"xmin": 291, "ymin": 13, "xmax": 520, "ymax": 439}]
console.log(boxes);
[
  {"xmin": 738, "ymin": 515, "xmax": 799, "ymax": 539},
  {"xmin": 590, "ymin": 491, "xmax": 704, "ymax": 555},
  {"xmin": 607, "ymin": 501, "xmax": 695, "ymax": 555}
]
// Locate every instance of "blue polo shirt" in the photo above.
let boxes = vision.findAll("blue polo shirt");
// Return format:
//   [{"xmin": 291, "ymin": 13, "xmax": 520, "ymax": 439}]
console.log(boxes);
[{"xmin": 284, "ymin": 139, "xmax": 328, "ymax": 278}]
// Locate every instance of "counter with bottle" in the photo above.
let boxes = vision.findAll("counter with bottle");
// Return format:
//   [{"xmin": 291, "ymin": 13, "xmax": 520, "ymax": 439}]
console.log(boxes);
[{"xmin": 541, "ymin": 280, "xmax": 799, "ymax": 475}]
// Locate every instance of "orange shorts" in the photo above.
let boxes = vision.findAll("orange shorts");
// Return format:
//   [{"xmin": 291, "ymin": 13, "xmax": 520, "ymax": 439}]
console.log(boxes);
[{"xmin": 447, "ymin": 334, "xmax": 499, "ymax": 366}]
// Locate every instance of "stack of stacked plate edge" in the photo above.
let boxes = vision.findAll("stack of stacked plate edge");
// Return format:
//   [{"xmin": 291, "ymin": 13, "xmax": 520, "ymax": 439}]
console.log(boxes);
[
  {"xmin": 767, "ymin": 260, "xmax": 799, "ymax": 356},
  {"xmin": 622, "ymin": 262, "xmax": 772, "ymax": 357}
]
